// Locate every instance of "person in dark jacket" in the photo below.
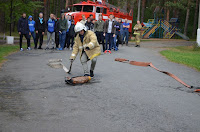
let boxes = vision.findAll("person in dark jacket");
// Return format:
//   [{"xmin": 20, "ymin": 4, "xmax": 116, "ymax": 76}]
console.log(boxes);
[
  {"xmin": 103, "ymin": 14, "xmax": 116, "ymax": 53},
  {"xmin": 118, "ymin": 18, "xmax": 124, "ymax": 46},
  {"xmin": 85, "ymin": 17, "xmax": 93, "ymax": 31},
  {"xmin": 54, "ymin": 15, "xmax": 59, "ymax": 49},
  {"xmin": 28, "ymin": 15, "xmax": 36, "ymax": 46},
  {"xmin": 46, "ymin": 13, "xmax": 56, "ymax": 50},
  {"xmin": 35, "ymin": 13, "xmax": 45, "ymax": 49},
  {"xmin": 17, "ymin": 13, "xmax": 31, "ymax": 51},
  {"xmin": 94, "ymin": 14, "xmax": 105, "ymax": 52},
  {"xmin": 65, "ymin": 15, "xmax": 72, "ymax": 49},
  {"xmin": 68, "ymin": 20, "xmax": 75, "ymax": 50},
  {"xmin": 113, "ymin": 17, "xmax": 120, "ymax": 51}
]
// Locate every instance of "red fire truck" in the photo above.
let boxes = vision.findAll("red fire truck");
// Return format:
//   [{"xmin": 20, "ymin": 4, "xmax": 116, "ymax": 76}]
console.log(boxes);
[{"xmin": 65, "ymin": 0, "xmax": 133, "ymax": 33}]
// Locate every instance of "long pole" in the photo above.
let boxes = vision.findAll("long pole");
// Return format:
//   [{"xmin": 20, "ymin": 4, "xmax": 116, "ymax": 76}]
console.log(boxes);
[
  {"xmin": 137, "ymin": 0, "xmax": 141, "ymax": 21},
  {"xmin": 10, "ymin": 0, "xmax": 13, "ymax": 36},
  {"xmin": 198, "ymin": 1, "xmax": 200, "ymax": 29},
  {"xmin": 197, "ymin": 1, "xmax": 200, "ymax": 46}
]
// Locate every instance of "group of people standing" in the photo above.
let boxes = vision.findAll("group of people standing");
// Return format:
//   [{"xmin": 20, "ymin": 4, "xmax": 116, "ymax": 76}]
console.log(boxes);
[
  {"xmin": 17, "ymin": 12, "xmax": 75, "ymax": 51},
  {"xmin": 17, "ymin": 12, "xmax": 141, "ymax": 53},
  {"xmin": 79, "ymin": 14, "xmax": 132, "ymax": 54},
  {"xmin": 17, "ymin": 12, "xmax": 142, "ymax": 77}
]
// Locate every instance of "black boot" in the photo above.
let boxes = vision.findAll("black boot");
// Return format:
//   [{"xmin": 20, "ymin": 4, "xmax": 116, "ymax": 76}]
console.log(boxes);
[
  {"xmin": 38, "ymin": 45, "xmax": 43, "ymax": 49},
  {"xmin": 90, "ymin": 70, "xmax": 94, "ymax": 77}
]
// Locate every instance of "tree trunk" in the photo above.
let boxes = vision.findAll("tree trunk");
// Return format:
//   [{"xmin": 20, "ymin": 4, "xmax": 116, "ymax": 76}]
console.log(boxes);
[
  {"xmin": 66, "ymin": 0, "xmax": 69, "ymax": 9},
  {"xmin": 47, "ymin": 0, "xmax": 50, "ymax": 18},
  {"xmin": 123, "ymin": 0, "xmax": 127, "ymax": 12},
  {"xmin": 172, "ymin": 0, "xmax": 179, "ymax": 18},
  {"xmin": 184, "ymin": 0, "xmax": 191, "ymax": 36},
  {"xmin": 166, "ymin": 8, "xmax": 170, "ymax": 22},
  {"xmin": 56, "ymin": 0, "xmax": 59, "ymax": 16},
  {"xmin": 173, "ymin": 0, "xmax": 177, "ymax": 17},
  {"xmin": 0, "ymin": 11, "xmax": 4, "ymax": 33},
  {"xmin": 44, "ymin": 0, "xmax": 47, "ymax": 21},
  {"xmin": 141, "ymin": 0, "xmax": 146, "ymax": 22},
  {"xmin": 192, "ymin": 0, "xmax": 199, "ymax": 37}
]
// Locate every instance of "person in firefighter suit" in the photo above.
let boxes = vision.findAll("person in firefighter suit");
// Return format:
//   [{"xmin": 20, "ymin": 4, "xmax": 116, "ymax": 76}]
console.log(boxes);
[
  {"xmin": 70, "ymin": 22, "xmax": 101, "ymax": 77},
  {"xmin": 133, "ymin": 21, "xmax": 142, "ymax": 47}
]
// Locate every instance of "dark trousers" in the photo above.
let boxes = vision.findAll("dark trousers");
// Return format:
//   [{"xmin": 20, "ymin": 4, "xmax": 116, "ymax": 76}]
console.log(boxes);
[
  {"xmin": 35, "ymin": 31, "xmax": 44, "ymax": 48},
  {"xmin": 96, "ymin": 31, "xmax": 105, "ymax": 51},
  {"xmin": 116, "ymin": 34, "xmax": 122, "ymax": 47},
  {"xmin": 55, "ymin": 32, "xmax": 59, "ymax": 48},
  {"xmin": 19, "ymin": 33, "xmax": 30, "ymax": 49},
  {"xmin": 105, "ymin": 33, "xmax": 114, "ymax": 50},
  {"xmin": 69, "ymin": 36, "xmax": 74, "ymax": 48},
  {"xmin": 65, "ymin": 32, "xmax": 70, "ymax": 48}
]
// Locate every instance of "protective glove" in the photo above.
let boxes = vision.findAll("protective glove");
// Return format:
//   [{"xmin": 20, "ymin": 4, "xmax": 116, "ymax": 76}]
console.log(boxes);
[
  {"xmin": 85, "ymin": 47, "xmax": 90, "ymax": 51},
  {"xmin": 70, "ymin": 59, "xmax": 74, "ymax": 63}
]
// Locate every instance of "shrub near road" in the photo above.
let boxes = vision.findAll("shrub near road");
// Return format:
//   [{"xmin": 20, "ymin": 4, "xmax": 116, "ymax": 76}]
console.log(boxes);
[{"xmin": 161, "ymin": 45, "xmax": 200, "ymax": 71}]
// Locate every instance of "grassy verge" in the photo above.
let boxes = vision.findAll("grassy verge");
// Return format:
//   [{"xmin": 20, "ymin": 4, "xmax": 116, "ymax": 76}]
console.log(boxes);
[
  {"xmin": 160, "ymin": 45, "xmax": 200, "ymax": 71},
  {"xmin": 0, "ymin": 45, "xmax": 20, "ymax": 65}
]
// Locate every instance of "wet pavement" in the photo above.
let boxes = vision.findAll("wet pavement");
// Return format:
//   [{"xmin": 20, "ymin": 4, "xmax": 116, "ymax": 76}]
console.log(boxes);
[{"xmin": 0, "ymin": 40, "xmax": 200, "ymax": 132}]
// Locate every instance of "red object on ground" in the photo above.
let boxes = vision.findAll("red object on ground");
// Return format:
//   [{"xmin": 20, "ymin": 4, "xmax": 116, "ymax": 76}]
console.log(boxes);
[
  {"xmin": 115, "ymin": 58, "xmax": 197, "ymax": 91},
  {"xmin": 195, "ymin": 89, "xmax": 200, "ymax": 92}
]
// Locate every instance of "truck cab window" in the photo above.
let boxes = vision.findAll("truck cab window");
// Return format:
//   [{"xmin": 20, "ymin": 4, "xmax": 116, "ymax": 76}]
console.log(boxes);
[
  {"xmin": 74, "ymin": 5, "xmax": 82, "ymax": 12},
  {"xmin": 96, "ymin": 7, "xmax": 103, "ymax": 13},
  {"xmin": 96, "ymin": 7, "xmax": 100, "ymax": 13},
  {"xmin": 83, "ymin": 6, "xmax": 93, "ymax": 12},
  {"xmin": 103, "ymin": 8, "xmax": 107, "ymax": 14}
]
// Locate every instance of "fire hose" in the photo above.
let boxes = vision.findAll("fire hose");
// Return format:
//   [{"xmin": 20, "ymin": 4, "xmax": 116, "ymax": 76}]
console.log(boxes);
[{"xmin": 115, "ymin": 58, "xmax": 200, "ymax": 92}]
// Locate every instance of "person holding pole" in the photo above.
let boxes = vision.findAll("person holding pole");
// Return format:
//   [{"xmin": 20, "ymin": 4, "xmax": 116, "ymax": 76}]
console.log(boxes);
[{"xmin": 70, "ymin": 22, "xmax": 101, "ymax": 77}]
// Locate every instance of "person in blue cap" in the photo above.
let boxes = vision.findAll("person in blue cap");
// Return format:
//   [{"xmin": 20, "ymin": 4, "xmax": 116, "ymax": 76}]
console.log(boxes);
[{"xmin": 28, "ymin": 15, "xmax": 36, "ymax": 47}]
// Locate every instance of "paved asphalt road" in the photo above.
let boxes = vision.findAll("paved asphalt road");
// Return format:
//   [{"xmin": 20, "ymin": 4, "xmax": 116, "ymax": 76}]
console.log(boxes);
[{"xmin": 0, "ymin": 41, "xmax": 200, "ymax": 132}]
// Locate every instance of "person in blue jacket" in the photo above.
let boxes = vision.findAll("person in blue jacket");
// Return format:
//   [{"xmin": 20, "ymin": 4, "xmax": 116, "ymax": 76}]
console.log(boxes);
[
  {"xmin": 46, "ymin": 13, "xmax": 56, "ymax": 50},
  {"xmin": 28, "ymin": 16, "xmax": 36, "ymax": 46}
]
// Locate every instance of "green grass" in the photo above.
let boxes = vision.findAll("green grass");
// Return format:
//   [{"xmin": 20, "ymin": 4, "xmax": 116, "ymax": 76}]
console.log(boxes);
[
  {"xmin": 0, "ymin": 45, "xmax": 20, "ymax": 64},
  {"xmin": 160, "ymin": 45, "xmax": 200, "ymax": 71},
  {"xmin": 0, "ymin": 43, "xmax": 35, "ymax": 65}
]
